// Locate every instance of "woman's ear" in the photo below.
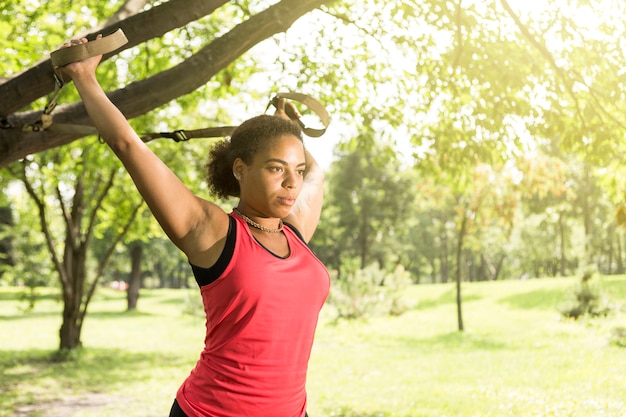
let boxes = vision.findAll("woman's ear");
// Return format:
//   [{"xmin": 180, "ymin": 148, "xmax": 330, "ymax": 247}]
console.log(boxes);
[{"xmin": 232, "ymin": 158, "xmax": 245, "ymax": 181}]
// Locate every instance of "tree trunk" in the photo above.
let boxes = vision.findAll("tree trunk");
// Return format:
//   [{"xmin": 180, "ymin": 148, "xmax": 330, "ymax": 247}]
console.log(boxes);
[
  {"xmin": 493, "ymin": 255, "xmax": 505, "ymax": 280},
  {"xmin": 440, "ymin": 229, "xmax": 449, "ymax": 283},
  {"xmin": 59, "ymin": 242, "xmax": 88, "ymax": 350},
  {"xmin": 467, "ymin": 250, "xmax": 475, "ymax": 282},
  {"xmin": 0, "ymin": 206, "xmax": 15, "ymax": 277},
  {"xmin": 607, "ymin": 228, "xmax": 613, "ymax": 275},
  {"xmin": 127, "ymin": 242, "xmax": 142, "ymax": 310},
  {"xmin": 582, "ymin": 168, "xmax": 592, "ymax": 266},
  {"xmin": 455, "ymin": 212, "xmax": 468, "ymax": 332},
  {"xmin": 359, "ymin": 203, "xmax": 369, "ymax": 269},
  {"xmin": 617, "ymin": 234, "xmax": 624, "ymax": 274},
  {"xmin": 59, "ymin": 292, "xmax": 83, "ymax": 350},
  {"xmin": 428, "ymin": 258, "xmax": 437, "ymax": 284},
  {"xmin": 154, "ymin": 261, "xmax": 166, "ymax": 288},
  {"xmin": 477, "ymin": 253, "xmax": 486, "ymax": 281},
  {"xmin": 558, "ymin": 211, "xmax": 566, "ymax": 276}
]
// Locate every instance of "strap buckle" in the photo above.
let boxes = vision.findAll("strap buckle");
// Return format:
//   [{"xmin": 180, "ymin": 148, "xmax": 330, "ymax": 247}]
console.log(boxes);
[
  {"xmin": 22, "ymin": 114, "xmax": 53, "ymax": 132},
  {"xmin": 53, "ymin": 71, "xmax": 65, "ymax": 89},
  {"xmin": 161, "ymin": 130, "xmax": 189, "ymax": 142}
]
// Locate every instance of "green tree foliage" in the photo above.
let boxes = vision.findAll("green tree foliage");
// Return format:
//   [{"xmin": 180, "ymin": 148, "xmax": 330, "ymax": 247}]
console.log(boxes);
[
  {"xmin": 311, "ymin": 135, "xmax": 414, "ymax": 271},
  {"xmin": 6, "ymin": 140, "xmax": 145, "ymax": 350},
  {"xmin": 0, "ymin": 189, "xmax": 55, "ymax": 309},
  {"xmin": 2, "ymin": 0, "xmax": 626, "ymax": 338},
  {"xmin": 1, "ymin": 0, "xmax": 332, "ymax": 351}
]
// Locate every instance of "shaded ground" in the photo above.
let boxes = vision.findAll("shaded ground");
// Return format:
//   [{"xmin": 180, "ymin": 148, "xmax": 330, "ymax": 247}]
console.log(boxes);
[{"xmin": 13, "ymin": 393, "xmax": 129, "ymax": 417}]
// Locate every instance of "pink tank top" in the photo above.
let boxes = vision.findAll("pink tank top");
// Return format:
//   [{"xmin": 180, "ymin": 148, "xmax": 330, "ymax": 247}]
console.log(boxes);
[{"xmin": 176, "ymin": 213, "xmax": 330, "ymax": 417}]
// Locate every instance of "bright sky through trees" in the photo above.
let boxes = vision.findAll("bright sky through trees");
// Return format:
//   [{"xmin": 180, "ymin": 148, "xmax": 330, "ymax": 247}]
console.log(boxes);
[{"xmin": 300, "ymin": 0, "xmax": 625, "ymax": 169}]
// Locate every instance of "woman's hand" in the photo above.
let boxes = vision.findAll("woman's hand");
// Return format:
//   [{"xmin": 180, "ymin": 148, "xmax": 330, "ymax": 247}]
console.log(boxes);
[
  {"xmin": 57, "ymin": 35, "xmax": 103, "ymax": 81},
  {"xmin": 273, "ymin": 97, "xmax": 301, "ymax": 121}
]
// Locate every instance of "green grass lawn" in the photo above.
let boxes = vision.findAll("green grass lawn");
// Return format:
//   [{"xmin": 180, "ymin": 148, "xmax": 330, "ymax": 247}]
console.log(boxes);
[{"xmin": 1, "ymin": 276, "xmax": 625, "ymax": 417}]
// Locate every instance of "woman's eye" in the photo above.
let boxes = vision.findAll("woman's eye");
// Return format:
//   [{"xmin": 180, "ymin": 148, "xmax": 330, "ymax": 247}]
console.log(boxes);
[
  {"xmin": 297, "ymin": 170, "xmax": 305, "ymax": 176},
  {"xmin": 269, "ymin": 166, "xmax": 282, "ymax": 172}
]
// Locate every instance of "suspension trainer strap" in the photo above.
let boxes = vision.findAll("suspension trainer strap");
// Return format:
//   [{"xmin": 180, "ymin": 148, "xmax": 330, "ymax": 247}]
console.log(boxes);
[
  {"xmin": 50, "ymin": 28, "xmax": 128, "ymax": 84},
  {"xmin": 267, "ymin": 92, "xmax": 331, "ymax": 137},
  {"xmin": 24, "ymin": 29, "xmax": 331, "ymax": 142},
  {"xmin": 142, "ymin": 92, "xmax": 331, "ymax": 142},
  {"xmin": 140, "ymin": 126, "xmax": 239, "ymax": 143},
  {"xmin": 23, "ymin": 29, "xmax": 128, "ymax": 133}
]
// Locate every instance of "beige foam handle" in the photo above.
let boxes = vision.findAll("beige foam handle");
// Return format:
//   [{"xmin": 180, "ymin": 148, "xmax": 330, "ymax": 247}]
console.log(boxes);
[
  {"xmin": 50, "ymin": 28, "xmax": 128, "ymax": 68},
  {"xmin": 272, "ymin": 92, "xmax": 331, "ymax": 137}
]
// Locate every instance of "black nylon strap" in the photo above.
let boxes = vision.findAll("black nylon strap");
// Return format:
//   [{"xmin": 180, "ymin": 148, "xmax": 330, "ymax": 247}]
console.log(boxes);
[{"xmin": 141, "ymin": 92, "xmax": 331, "ymax": 142}]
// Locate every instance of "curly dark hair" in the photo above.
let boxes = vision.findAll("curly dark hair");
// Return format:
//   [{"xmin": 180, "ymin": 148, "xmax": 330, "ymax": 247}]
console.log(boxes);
[{"xmin": 206, "ymin": 115, "xmax": 304, "ymax": 199}]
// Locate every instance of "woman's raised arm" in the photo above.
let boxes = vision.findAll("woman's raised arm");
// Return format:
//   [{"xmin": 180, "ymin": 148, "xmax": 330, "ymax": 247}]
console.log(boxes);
[
  {"xmin": 273, "ymin": 99, "xmax": 325, "ymax": 242},
  {"xmin": 60, "ymin": 37, "xmax": 228, "ymax": 263}
]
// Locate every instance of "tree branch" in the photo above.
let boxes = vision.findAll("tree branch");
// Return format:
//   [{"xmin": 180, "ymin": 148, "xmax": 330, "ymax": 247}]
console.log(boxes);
[
  {"xmin": 0, "ymin": 0, "xmax": 331, "ymax": 167},
  {"xmin": 452, "ymin": 0, "xmax": 464, "ymax": 69},
  {"xmin": 81, "ymin": 195, "xmax": 144, "ymax": 319},
  {"xmin": 19, "ymin": 159, "xmax": 67, "ymax": 287},
  {"xmin": 0, "ymin": 0, "xmax": 229, "ymax": 116},
  {"xmin": 498, "ymin": 0, "xmax": 588, "ymax": 132},
  {"xmin": 101, "ymin": 0, "xmax": 150, "ymax": 28},
  {"xmin": 84, "ymin": 168, "xmax": 117, "ymax": 246},
  {"xmin": 55, "ymin": 184, "xmax": 78, "ymax": 248}
]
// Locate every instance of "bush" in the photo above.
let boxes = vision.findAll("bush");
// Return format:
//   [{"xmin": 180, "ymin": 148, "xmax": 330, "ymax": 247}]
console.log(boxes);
[
  {"xmin": 559, "ymin": 270, "xmax": 611, "ymax": 320},
  {"xmin": 381, "ymin": 265, "xmax": 412, "ymax": 316},
  {"xmin": 182, "ymin": 289, "xmax": 205, "ymax": 317},
  {"xmin": 610, "ymin": 327, "xmax": 626, "ymax": 348},
  {"xmin": 328, "ymin": 260, "xmax": 412, "ymax": 320},
  {"xmin": 329, "ymin": 262, "xmax": 382, "ymax": 320}
]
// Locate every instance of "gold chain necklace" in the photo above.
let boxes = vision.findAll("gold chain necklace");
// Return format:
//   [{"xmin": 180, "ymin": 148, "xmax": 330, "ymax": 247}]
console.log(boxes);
[{"xmin": 233, "ymin": 207, "xmax": 283, "ymax": 233}]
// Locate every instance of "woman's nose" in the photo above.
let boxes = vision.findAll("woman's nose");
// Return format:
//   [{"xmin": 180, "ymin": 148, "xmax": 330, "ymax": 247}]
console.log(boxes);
[{"xmin": 283, "ymin": 171, "xmax": 298, "ymax": 189}]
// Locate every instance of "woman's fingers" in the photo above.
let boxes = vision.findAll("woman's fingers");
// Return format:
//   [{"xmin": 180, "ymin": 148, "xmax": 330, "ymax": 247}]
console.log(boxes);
[
  {"xmin": 273, "ymin": 98, "xmax": 302, "ymax": 121},
  {"xmin": 62, "ymin": 34, "xmax": 102, "ymax": 49},
  {"xmin": 273, "ymin": 98, "xmax": 288, "ymax": 120},
  {"xmin": 285, "ymin": 102, "xmax": 302, "ymax": 118}
]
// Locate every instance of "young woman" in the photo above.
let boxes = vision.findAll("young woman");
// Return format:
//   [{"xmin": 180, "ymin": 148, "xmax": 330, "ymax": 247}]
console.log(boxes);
[{"xmin": 60, "ymin": 36, "xmax": 330, "ymax": 417}]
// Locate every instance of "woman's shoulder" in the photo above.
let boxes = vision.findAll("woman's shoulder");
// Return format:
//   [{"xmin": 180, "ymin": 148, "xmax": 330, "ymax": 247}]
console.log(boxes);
[
  {"xmin": 283, "ymin": 222, "xmax": 306, "ymax": 243},
  {"xmin": 184, "ymin": 201, "xmax": 231, "ymax": 267}
]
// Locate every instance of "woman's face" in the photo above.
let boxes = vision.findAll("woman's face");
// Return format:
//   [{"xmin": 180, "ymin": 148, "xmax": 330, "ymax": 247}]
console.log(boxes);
[{"xmin": 235, "ymin": 134, "xmax": 306, "ymax": 219}]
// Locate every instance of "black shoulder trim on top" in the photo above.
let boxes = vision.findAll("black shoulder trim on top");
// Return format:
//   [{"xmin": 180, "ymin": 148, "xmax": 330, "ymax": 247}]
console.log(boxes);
[
  {"xmin": 190, "ymin": 216, "xmax": 236, "ymax": 287},
  {"xmin": 284, "ymin": 222, "xmax": 306, "ymax": 244}
]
